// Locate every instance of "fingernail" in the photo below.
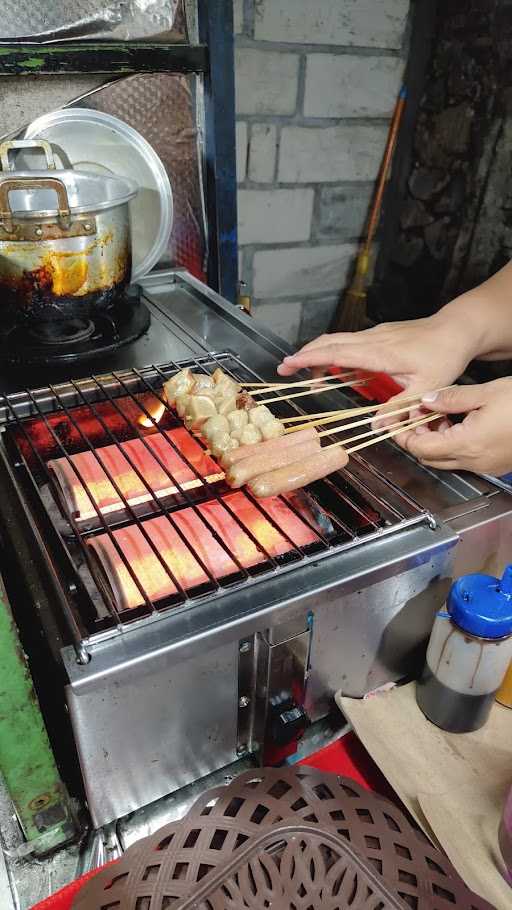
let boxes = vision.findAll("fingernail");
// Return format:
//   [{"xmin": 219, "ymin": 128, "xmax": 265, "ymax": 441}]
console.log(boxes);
[
  {"xmin": 415, "ymin": 426, "xmax": 428, "ymax": 435},
  {"xmin": 438, "ymin": 420, "xmax": 450, "ymax": 433},
  {"xmin": 421, "ymin": 391, "xmax": 438, "ymax": 403}
]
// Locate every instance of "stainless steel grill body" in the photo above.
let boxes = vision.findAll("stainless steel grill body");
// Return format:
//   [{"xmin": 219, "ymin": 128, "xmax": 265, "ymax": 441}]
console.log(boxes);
[{"xmin": 0, "ymin": 270, "xmax": 510, "ymax": 829}]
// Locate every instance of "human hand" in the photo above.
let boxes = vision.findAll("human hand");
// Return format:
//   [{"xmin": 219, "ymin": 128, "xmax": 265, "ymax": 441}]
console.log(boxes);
[
  {"xmin": 277, "ymin": 314, "xmax": 476, "ymax": 400},
  {"xmin": 401, "ymin": 378, "xmax": 512, "ymax": 475}
]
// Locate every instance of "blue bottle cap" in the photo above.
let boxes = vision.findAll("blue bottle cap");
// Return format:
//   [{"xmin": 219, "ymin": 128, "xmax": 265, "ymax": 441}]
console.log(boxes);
[{"xmin": 448, "ymin": 566, "xmax": 512, "ymax": 639}]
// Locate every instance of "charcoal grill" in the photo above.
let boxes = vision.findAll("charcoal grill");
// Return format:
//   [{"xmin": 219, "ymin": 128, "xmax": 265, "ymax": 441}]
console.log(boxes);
[
  {"xmin": 1, "ymin": 350, "xmax": 434, "ymax": 646},
  {"xmin": 0, "ymin": 269, "xmax": 510, "ymax": 829}
]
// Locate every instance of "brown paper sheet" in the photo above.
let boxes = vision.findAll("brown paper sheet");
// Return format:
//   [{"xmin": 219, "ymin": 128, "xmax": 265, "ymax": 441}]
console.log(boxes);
[{"xmin": 338, "ymin": 683, "xmax": 512, "ymax": 910}]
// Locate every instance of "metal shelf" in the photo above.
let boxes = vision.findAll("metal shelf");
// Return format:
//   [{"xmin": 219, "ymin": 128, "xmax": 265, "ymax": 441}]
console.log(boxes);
[{"xmin": 0, "ymin": 41, "xmax": 208, "ymax": 76}]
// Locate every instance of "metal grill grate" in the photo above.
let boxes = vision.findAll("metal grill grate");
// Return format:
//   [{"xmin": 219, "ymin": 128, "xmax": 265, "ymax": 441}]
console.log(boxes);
[{"xmin": 0, "ymin": 352, "xmax": 431, "ymax": 654}]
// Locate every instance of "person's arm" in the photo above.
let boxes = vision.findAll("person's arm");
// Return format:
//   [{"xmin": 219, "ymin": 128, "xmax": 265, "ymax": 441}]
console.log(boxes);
[
  {"xmin": 444, "ymin": 260, "xmax": 512, "ymax": 361},
  {"xmin": 278, "ymin": 260, "xmax": 512, "ymax": 385},
  {"xmin": 276, "ymin": 263, "xmax": 512, "ymax": 476}
]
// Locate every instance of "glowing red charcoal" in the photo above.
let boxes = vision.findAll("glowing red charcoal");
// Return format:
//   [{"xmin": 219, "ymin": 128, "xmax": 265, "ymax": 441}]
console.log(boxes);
[
  {"xmin": 256, "ymin": 496, "xmax": 320, "ymax": 549},
  {"xmin": 87, "ymin": 493, "xmax": 320, "ymax": 612},
  {"xmin": 48, "ymin": 427, "xmax": 221, "ymax": 521},
  {"xmin": 14, "ymin": 391, "xmax": 167, "ymax": 465},
  {"xmin": 88, "ymin": 516, "xmax": 212, "ymax": 610},
  {"xmin": 198, "ymin": 492, "xmax": 318, "ymax": 565}
]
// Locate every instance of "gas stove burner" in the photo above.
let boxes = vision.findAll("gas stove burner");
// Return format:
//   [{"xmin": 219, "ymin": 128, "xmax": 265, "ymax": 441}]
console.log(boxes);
[
  {"xmin": 28, "ymin": 317, "xmax": 96, "ymax": 347},
  {"xmin": 0, "ymin": 285, "xmax": 150, "ymax": 367}
]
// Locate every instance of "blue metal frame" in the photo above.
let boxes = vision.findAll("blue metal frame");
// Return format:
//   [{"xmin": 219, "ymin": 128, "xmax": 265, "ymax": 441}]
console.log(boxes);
[{"xmin": 198, "ymin": 0, "xmax": 238, "ymax": 303}]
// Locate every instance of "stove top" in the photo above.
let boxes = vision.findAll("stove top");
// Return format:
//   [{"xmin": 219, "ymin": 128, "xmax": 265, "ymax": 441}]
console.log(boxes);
[
  {"xmin": 0, "ymin": 269, "xmax": 293, "ymax": 397},
  {"xmin": 0, "ymin": 284, "xmax": 150, "ymax": 373}
]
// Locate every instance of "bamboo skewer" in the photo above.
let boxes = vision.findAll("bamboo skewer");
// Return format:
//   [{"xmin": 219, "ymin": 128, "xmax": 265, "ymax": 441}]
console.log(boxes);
[
  {"xmin": 248, "ymin": 372, "xmax": 356, "ymax": 395},
  {"xmin": 347, "ymin": 413, "xmax": 440, "ymax": 453},
  {"xmin": 327, "ymin": 412, "xmax": 440, "ymax": 453},
  {"xmin": 282, "ymin": 409, "xmax": 344, "ymax": 424},
  {"xmin": 283, "ymin": 386, "xmax": 451, "ymax": 431},
  {"xmin": 325, "ymin": 415, "xmax": 418, "ymax": 450},
  {"xmin": 284, "ymin": 397, "xmax": 422, "ymax": 432},
  {"xmin": 258, "ymin": 378, "xmax": 369, "ymax": 406},
  {"xmin": 242, "ymin": 372, "xmax": 353, "ymax": 388},
  {"xmin": 316, "ymin": 401, "xmax": 428, "ymax": 439},
  {"xmin": 285, "ymin": 410, "xmax": 366, "ymax": 433}
]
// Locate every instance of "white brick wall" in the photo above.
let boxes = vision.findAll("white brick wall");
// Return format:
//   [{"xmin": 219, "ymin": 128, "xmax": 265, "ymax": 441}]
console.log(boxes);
[
  {"xmin": 253, "ymin": 245, "xmax": 357, "ymax": 298},
  {"xmin": 254, "ymin": 301, "xmax": 303, "ymax": 345},
  {"xmin": 278, "ymin": 124, "xmax": 389, "ymax": 183},
  {"xmin": 248, "ymin": 124, "xmax": 277, "ymax": 183},
  {"xmin": 304, "ymin": 55, "xmax": 404, "ymax": 118},
  {"xmin": 233, "ymin": 0, "xmax": 243, "ymax": 34},
  {"xmin": 235, "ymin": 0, "xmax": 410, "ymax": 346},
  {"xmin": 235, "ymin": 48, "xmax": 299, "ymax": 115},
  {"xmin": 236, "ymin": 121, "xmax": 248, "ymax": 183},
  {"xmin": 254, "ymin": 0, "xmax": 409, "ymax": 50},
  {"xmin": 238, "ymin": 189, "xmax": 314, "ymax": 245}
]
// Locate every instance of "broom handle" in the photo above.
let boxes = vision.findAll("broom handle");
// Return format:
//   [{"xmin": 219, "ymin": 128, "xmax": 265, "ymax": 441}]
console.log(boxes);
[{"xmin": 364, "ymin": 86, "xmax": 407, "ymax": 254}]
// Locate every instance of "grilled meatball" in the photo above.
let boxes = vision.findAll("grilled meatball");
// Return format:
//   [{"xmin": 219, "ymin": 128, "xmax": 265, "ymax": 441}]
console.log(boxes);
[{"xmin": 239, "ymin": 425, "xmax": 262, "ymax": 446}]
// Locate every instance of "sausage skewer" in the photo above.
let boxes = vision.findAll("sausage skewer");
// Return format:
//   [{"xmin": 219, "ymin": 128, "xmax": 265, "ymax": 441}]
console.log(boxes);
[
  {"xmin": 249, "ymin": 447, "xmax": 349, "ymax": 499},
  {"xmin": 231, "ymin": 411, "xmax": 433, "ymax": 493},
  {"xmin": 221, "ymin": 426, "xmax": 319, "ymax": 468},
  {"xmin": 226, "ymin": 436, "xmax": 321, "ymax": 488},
  {"xmin": 248, "ymin": 412, "xmax": 441, "ymax": 499}
]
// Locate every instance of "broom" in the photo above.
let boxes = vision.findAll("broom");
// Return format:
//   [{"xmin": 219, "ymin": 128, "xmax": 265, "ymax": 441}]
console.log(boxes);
[{"xmin": 332, "ymin": 86, "xmax": 407, "ymax": 334}]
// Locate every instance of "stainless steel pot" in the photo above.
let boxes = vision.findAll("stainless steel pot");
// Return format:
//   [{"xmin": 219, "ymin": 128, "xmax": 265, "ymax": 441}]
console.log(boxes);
[{"xmin": 0, "ymin": 140, "xmax": 138, "ymax": 323}]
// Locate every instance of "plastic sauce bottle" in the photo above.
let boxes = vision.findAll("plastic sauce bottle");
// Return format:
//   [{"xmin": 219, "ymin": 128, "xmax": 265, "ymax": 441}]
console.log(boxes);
[{"xmin": 416, "ymin": 566, "xmax": 512, "ymax": 733}]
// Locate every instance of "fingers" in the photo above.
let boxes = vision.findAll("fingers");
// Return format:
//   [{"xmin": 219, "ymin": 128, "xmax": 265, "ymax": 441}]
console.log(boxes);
[
  {"xmin": 392, "ymin": 418, "xmax": 451, "ymax": 453},
  {"xmin": 298, "ymin": 332, "xmax": 360, "ymax": 353},
  {"xmin": 371, "ymin": 388, "xmax": 425, "ymax": 430},
  {"xmin": 421, "ymin": 384, "xmax": 487, "ymax": 414},
  {"xmin": 277, "ymin": 335, "xmax": 340, "ymax": 375},
  {"xmin": 401, "ymin": 421, "xmax": 466, "ymax": 461},
  {"xmin": 278, "ymin": 344, "xmax": 387, "ymax": 375},
  {"xmin": 277, "ymin": 361, "xmax": 300, "ymax": 376},
  {"xmin": 311, "ymin": 366, "xmax": 329, "ymax": 380}
]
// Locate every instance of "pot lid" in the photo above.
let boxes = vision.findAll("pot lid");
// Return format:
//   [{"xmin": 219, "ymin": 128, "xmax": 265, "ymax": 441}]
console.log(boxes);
[
  {"xmin": 22, "ymin": 108, "xmax": 174, "ymax": 282},
  {"xmin": 0, "ymin": 169, "xmax": 138, "ymax": 217}
]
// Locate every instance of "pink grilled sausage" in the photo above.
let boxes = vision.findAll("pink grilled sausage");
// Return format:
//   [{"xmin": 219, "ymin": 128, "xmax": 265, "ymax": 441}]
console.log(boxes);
[
  {"xmin": 226, "ymin": 437, "xmax": 321, "ymax": 488},
  {"xmin": 248, "ymin": 446, "xmax": 349, "ymax": 498},
  {"xmin": 221, "ymin": 426, "xmax": 318, "ymax": 468}
]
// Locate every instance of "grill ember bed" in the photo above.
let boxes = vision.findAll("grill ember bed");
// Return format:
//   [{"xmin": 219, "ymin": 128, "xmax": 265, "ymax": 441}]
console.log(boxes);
[{"xmin": 1, "ymin": 352, "xmax": 426, "ymax": 643}]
